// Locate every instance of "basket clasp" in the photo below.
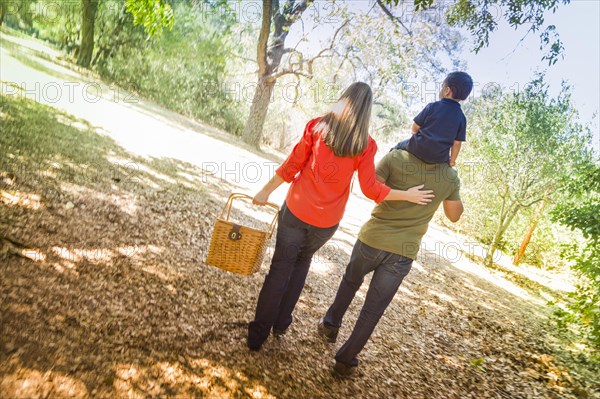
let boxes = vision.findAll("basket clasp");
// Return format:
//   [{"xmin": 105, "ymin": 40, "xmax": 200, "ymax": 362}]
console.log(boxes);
[{"xmin": 228, "ymin": 224, "xmax": 243, "ymax": 241}]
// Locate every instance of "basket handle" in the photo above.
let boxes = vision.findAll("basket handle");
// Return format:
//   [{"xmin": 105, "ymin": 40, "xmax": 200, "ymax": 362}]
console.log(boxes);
[{"xmin": 219, "ymin": 193, "xmax": 280, "ymax": 238}]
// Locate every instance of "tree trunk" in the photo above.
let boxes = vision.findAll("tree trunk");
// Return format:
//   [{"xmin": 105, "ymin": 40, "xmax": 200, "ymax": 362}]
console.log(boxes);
[
  {"xmin": 92, "ymin": 5, "xmax": 127, "ymax": 66},
  {"xmin": 513, "ymin": 196, "xmax": 547, "ymax": 265},
  {"xmin": 485, "ymin": 203, "xmax": 520, "ymax": 266},
  {"xmin": 242, "ymin": 78, "xmax": 276, "ymax": 147},
  {"xmin": 279, "ymin": 115, "xmax": 289, "ymax": 150},
  {"xmin": 77, "ymin": 0, "xmax": 99, "ymax": 68},
  {"xmin": 242, "ymin": 0, "xmax": 311, "ymax": 148},
  {"xmin": 0, "ymin": 1, "xmax": 6, "ymax": 27}
]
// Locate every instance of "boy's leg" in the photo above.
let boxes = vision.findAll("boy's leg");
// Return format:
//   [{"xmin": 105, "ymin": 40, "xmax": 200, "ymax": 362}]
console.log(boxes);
[
  {"xmin": 335, "ymin": 254, "xmax": 413, "ymax": 367},
  {"xmin": 323, "ymin": 240, "xmax": 388, "ymax": 329},
  {"xmin": 248, "ymin": 204, "xmax": 306, "ymax": 349},
  {"xmin": 390, "ymin": 138, "xmax": 410, "ymax": 152},
  {"xmin": 273, "ymin": 223, "xmax": 339, "ymax": 333}
]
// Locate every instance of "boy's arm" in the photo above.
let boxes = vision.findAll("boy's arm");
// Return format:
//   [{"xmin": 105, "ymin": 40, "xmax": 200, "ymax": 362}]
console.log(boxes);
[
  {"xmin": 411, "ymin": 123, "xmax": 420, "ymax": 134},
  {"xmin": 449, "ymin": 140, "xmax": 462, "ymax": 167}
]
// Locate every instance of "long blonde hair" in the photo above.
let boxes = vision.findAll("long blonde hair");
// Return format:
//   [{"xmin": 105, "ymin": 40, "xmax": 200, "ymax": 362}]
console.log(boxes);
[{"xmin": 318, "ymin": 82, "xmax": 372, "ymax": 158}]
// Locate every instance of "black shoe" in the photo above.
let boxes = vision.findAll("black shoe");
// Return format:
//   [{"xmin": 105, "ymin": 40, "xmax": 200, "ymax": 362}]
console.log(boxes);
[
  {"xmin": 246, "ymin": 337, "xmax": 262, "ymax": 352},
  {"xmin": 317, "ymin": 318, "xmax": 339, "ymax": 343},
  {"xmin": 247, "ymin": 343, "xmax": 261, "ymax": 352},
  {"xmin": 332, "ymin": 361, "xmax": 356, "ymax": 378},
  {"xmin": 272, "ymin": 328, "xmax": 286, "ymax": 338}
]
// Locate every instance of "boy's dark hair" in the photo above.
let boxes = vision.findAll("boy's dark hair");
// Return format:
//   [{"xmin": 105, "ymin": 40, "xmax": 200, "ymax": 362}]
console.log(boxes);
[{"xmin": 444, "ymin": 72, "xmax": 473, "ymax": 101}]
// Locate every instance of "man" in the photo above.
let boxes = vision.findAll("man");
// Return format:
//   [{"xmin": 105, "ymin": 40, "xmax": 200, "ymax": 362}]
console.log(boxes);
[{"xmin": 317, "ymin": 148, "xmax": 464, "ymax": 377}]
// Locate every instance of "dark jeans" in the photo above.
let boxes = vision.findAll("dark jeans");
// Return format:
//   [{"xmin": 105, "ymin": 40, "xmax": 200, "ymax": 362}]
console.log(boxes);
[
  {"xmin": 248, "ymin": 202, "xmax": 338, "ymax": 349},
  {"xmin": 323, "ymin": 239, "xmax": 413, "ymax": 366}
]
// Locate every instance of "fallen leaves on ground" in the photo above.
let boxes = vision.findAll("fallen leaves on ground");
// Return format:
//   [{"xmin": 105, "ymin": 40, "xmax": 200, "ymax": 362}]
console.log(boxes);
[{"xmin": 1, "ymin": 95, "xmax": 598, "ymax": 399}]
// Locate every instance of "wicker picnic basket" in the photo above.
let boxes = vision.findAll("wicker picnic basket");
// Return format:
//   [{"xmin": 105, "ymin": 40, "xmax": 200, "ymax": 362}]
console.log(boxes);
[{"xmin": 206, "ymin": 193, "xmax": 279, "ymax": 275}]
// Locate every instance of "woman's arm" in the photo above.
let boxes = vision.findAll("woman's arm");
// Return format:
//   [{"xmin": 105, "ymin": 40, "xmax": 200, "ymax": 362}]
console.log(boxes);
[
  {"xmin": 253, "ymin": 119, "xmax": 319, "ymax": 205},
  {"xmin": 253, "ymin": 174, "xmax": 285, "ymax": 205},
  {"xmin": 275, "ymin": 118, "xmax": 318, "ymax": 182},
  {"xmin": 359, "ymin": 140, "xmax": 434, "ymax": 205},
  {"xmin": 384, "ymin": 184, "xmax": 434, "ymax": 205}
]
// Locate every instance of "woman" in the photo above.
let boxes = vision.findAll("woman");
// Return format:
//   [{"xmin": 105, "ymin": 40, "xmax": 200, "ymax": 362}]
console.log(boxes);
[{"xmin": 247, "ymin": 82, "xmax": 433, "ymax": 351}]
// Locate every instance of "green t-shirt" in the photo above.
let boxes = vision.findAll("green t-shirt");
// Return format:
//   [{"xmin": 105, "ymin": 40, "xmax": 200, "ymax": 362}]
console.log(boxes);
[{"xmin": 358, "ymin": 150, "xmax": 461, "ymax": 260}]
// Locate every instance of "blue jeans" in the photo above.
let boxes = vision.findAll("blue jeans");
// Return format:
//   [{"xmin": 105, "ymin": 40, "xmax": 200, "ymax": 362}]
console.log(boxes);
[
  {"xmin": 390, "ymin": 138, "xmax": 409, "ymax": 152},
  {"xmin": 248, "ymin": 202, "xmax": 338, "ymax": 349},
  {"xmin": 324, "ymin": 239, "xmax": 413, "ymax": 366}
]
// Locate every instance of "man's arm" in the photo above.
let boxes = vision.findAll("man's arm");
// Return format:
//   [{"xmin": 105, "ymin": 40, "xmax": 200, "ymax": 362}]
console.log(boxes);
[{"xmin": 443, "ymin": 200, "xmax": 463, "ymax": 222}]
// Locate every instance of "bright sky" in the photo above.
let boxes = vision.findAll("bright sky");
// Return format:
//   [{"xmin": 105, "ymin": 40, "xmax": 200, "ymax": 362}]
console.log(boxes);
[{"xmin": 287, "ymin": 0, "xmax": 600, "ymax": 154}]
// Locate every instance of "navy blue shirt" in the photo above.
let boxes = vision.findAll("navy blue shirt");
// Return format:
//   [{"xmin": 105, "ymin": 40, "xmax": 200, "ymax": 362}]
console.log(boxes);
[{"xmin": 406, "ymin": 98, "xmax": 466, "ymax": 164}]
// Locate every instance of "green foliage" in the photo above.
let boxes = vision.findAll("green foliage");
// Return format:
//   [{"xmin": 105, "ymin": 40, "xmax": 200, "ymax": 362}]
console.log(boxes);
[
  {"xmin": 96, "ymin": 1, "xmax": 244, "ymax": 134},
  {"xmin": 456, "ymin": 76, "xmax": 590, "ymax": 264},
  {"xmin": 551, "ymin": 161, "xmax": 600, "ymax": 347},
  {"xmin": 382, "ymin": 0, "xmax": 435, "ymax": 10},
  {"xmin": 125, "ymin": 0, "xmax": 174, "ymax": 37},
  {"xmin": 1, "ymin": 0, "xmax": 39, "ymax": 32},
  {"xmin": 381, "ymin": 0, "xmax": 569, "ymax": 64},
  {"xmin": 11, "ymin": 0, "xmax": 245, "ymax": 134},
  {"xmin": 553, "ymin": 163, "xmax": 600, "ymax": 241},
  {"xmin": 459, "ymin": 75, "xmax": 598, "ymax": 347},
  {"xmin": 2, "ymin": 1, "xmax": 82, "ymax": 52},
  {"xmin": 446, "ymin": 0, "xmax": 569, "ymax": 64}
]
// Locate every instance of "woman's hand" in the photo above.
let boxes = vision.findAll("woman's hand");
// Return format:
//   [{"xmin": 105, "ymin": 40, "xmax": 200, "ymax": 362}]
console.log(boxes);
[
  {"xmin": 405, "ymin": 184, "xmax": 434, "ymax": 205},
  {"xmin": 252, "ymin": 174, "xmax": 285, "ymax": 205},
  {"xmin": 253, "ymin": 189, "xmax": 270, "ymax": 205}
]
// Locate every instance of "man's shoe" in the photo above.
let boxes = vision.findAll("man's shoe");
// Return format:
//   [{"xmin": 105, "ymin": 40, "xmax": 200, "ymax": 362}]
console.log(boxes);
[
  {"xmin": 317, "ymin": 318, "xmax": 339, "ymax": 343},
  {"xmin": 331, "ymin": 361, "xmax": 356, "ymax": 378},
  {"xmin": 272, "ymin": 328, "xmax": 286, "ymax": 338}
]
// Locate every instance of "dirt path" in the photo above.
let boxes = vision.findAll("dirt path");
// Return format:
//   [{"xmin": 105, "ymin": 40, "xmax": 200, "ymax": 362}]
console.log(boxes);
[{"xmin": 1, "ymin": 30, "xmax": 596, "ymax": 398}]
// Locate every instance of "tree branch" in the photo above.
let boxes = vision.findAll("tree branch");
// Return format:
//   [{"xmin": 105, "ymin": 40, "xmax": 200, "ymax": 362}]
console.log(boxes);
[
  {"xmin": 267, "ymin": 19, "xmax": 349, "ymax": 82},
  {"xmin": 376, "ymin": 0, "xmax": 413, "ymax": 36},
  {"xmin": 333, "ymin": 53, "xmax": 358, "ymax": 83},
  {"xmin": 290, "ymin": 0, "xmax": 310, "ymax": 17},
  {"xmin": 228, "ymin": 52, "xmax": 258, "ymax": 64},
  {"xmin": 306, "ymin": 19, "xmax": 349, "ymax": 70},
  {"xmin": 267, "ymin": 69, "xmax": 313, "ymax": 81}
]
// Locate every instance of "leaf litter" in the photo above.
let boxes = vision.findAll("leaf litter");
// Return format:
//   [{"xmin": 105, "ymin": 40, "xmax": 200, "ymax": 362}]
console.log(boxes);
[{"xmin": 0, "ymin": 96, "xmax": 598, "ymax": 399}]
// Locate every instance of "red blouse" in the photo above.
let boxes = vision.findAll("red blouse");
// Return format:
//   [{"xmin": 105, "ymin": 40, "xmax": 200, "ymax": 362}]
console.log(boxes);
[{"xmin": 275, "ymin": 117, "xmax": 391, "ymax": 228}]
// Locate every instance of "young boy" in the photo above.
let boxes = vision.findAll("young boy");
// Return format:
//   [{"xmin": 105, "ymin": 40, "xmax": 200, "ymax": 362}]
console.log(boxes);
[{"xmin": 392, "ymin": 72, "xmax": 473, "ymax": 166}]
